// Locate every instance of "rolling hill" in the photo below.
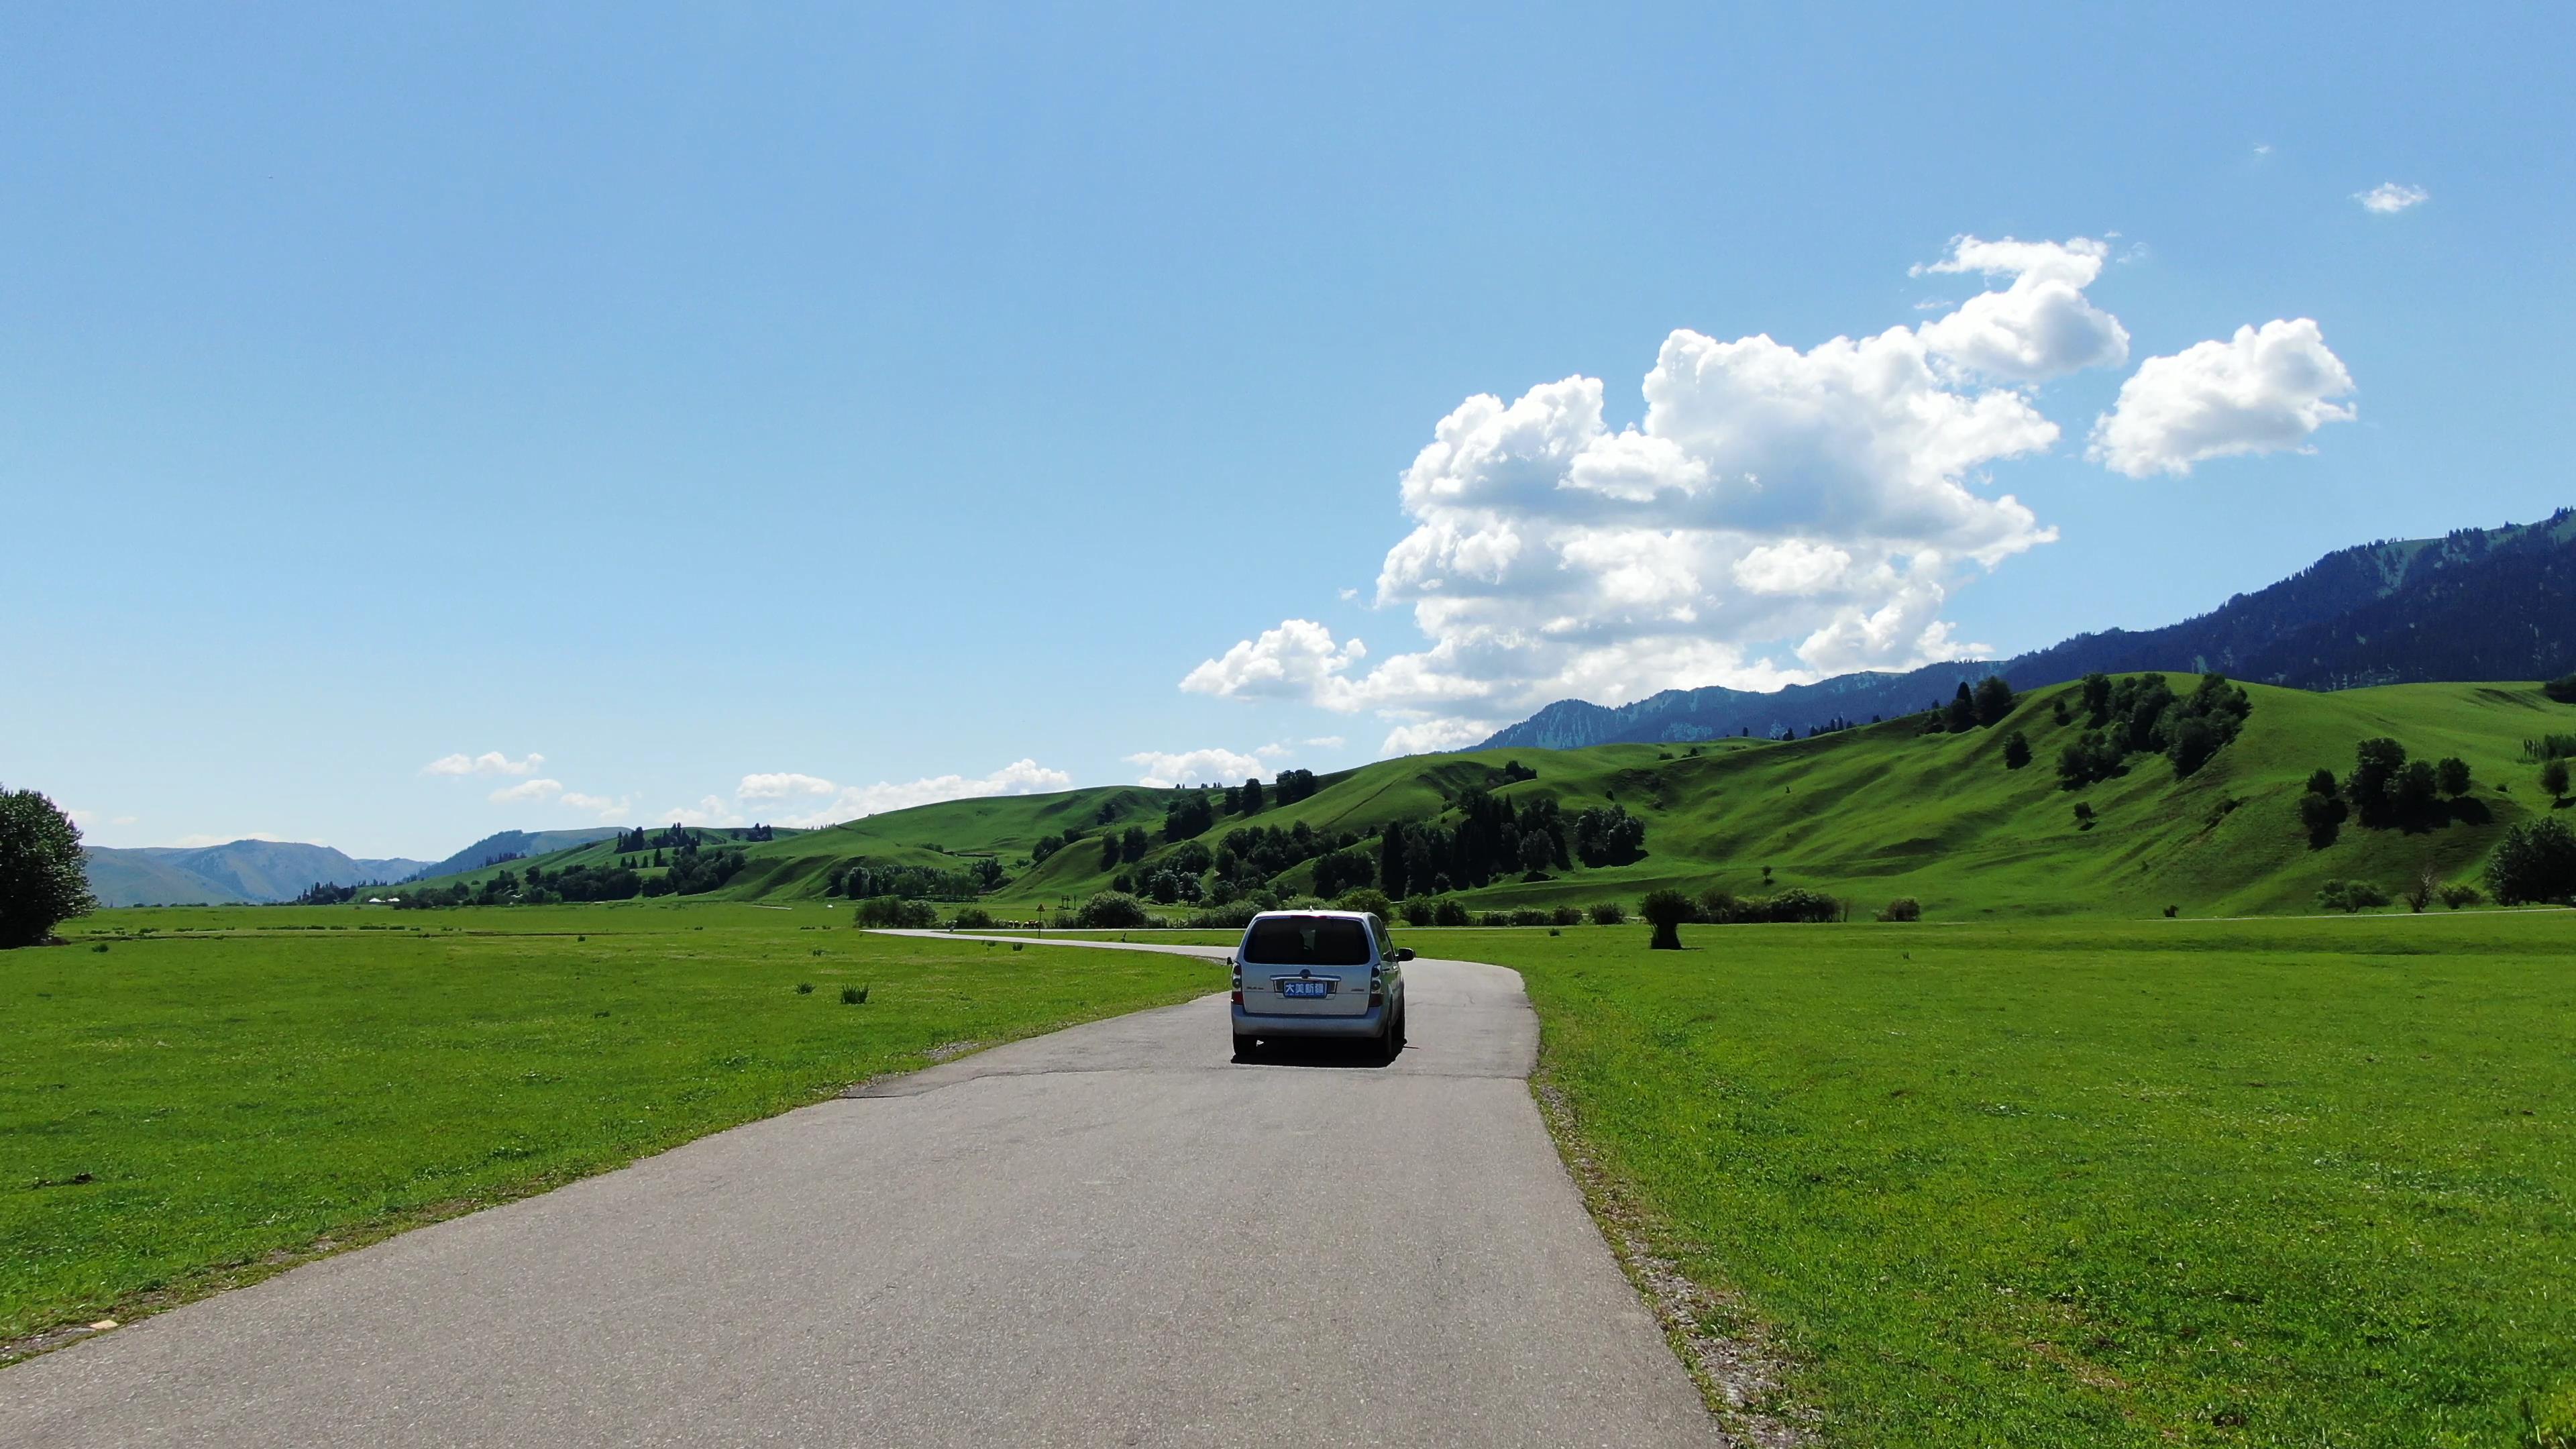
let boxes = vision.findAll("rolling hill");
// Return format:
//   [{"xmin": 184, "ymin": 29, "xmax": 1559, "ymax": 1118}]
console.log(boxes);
[
  {"xmin": 1484, "ymin": 508, "xmax": 2576, "ymax": 749},
  {"xmin": 406, "ymin": 828, "xmax": 625, "ymax": 881},
  {"xmin": 398, "ymin": 677, "xmax": 2576, "ymax": 921}
]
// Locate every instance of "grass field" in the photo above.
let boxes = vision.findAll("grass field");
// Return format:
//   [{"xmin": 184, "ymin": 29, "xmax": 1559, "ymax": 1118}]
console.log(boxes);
[
  {"xmin": 1, "ymin": 903, "xmax": 1218, "ymax": 1352},
  {"xmin": 1432, "ymin": 912, "xmax": 2576, "ymax": 1448}
]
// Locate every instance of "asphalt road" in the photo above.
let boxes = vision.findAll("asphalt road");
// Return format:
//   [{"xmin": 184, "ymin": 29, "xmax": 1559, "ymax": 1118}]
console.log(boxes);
[{"xmin": 3, "ymin": 940, "xmax": 1715, "ymax": 1447}]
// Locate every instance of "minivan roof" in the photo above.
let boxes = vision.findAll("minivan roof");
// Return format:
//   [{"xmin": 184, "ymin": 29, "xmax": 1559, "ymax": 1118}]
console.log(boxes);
[{"xmin": 1246, "ymin": 908, "xmax": 1376, "ymax": 922}]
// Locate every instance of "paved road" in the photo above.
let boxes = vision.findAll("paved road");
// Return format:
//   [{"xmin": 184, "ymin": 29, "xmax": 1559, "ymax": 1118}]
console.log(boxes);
[{"xmin": 3, "ymin": 941, "xmax": 1714, "ymax": 1447}]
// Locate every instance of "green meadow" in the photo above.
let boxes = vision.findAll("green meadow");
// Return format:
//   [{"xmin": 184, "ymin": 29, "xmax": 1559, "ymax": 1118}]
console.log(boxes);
[
  {"xmin": 1444, "ymin": 913, "xmax": 2576, "ymax": 1448},
  {"xmin": 1, "ymin": 904, "xmax": 1216, "ymax": 1352}
]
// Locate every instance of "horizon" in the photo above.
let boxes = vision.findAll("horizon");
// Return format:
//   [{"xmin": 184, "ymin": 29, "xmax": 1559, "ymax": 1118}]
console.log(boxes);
[{"xmin": 9, "ymin": 4, "xmax": 2571, "ymax": 858}]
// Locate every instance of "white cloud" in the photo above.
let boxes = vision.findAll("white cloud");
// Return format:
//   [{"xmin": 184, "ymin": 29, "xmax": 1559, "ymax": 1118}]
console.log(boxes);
[
  {"xmin": 424, "ymin": 751, "xmax": 544, "ymax": 777},
  {"xmin": 765, "ymin": 759, "xmax": 1074, "ymax": 829},
  {"xmin": 1304, "ymin": 736, "xmax": 1346, "ymax": 749},
  {"xmin": 1915, "ymin": 235, "xmax": 2131, "ymax": 382},
  {"xmin": 2088, "ymin": 319, "xmax": 2356, "ymax": 478},
  {"xmin": 657, "ymin": 795, "xmax": 746, "ymax": 828},
  {"xmin": 558, "ymin": 792, "xmax": 631, "ymax": 820},
  {"xmin": 1184, "ymin": 243, "xmax": 2112, "ymax": 744},
  {"xmin": 737, "ymin": 772, "xmax": 838, "ymax": 802},
  {"xmin": 488, "ymin": 777, "xmax": 564, "ymax": 804},
  {"xmin": 2253, "ymin": 143, "xmax": 2273, "ymax": 157},
  {"xmin": 2355, "ymin": 182, "xmax": 2428, "ymax": 215},
  {"xmin": 1181, "ymin": 619, "xmax": 1368, "ymax": 705},
  {"xmin": 1380, "ymin": 718, "xmax": 1498, "ymax": 756},
  {"xmin": 1124, "ymin": 747, "xmax": 1273, "ymax": 789}
]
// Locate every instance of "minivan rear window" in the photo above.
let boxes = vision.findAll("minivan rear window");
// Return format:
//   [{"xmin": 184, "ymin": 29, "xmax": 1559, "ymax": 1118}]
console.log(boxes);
[{"xmin": 1242, "ymin": 916, "xmax": 1371, "ymax": 967}]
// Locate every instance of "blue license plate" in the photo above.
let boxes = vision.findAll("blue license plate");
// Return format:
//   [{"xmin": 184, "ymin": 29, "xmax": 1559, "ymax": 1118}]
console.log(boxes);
[{"xmin": 1279, "ymin": 979, "xmax": 1332, "ymax": 999}]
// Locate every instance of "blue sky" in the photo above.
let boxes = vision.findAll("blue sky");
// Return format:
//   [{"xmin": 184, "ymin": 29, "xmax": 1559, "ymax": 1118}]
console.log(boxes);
[{"xmin": 5, "ymin": 3, "xmax": 2569, "ymax": 859}]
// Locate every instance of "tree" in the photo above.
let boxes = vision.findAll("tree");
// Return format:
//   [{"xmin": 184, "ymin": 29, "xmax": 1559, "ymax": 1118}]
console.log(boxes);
[
  {"xmin": 2346, "ymin": 738, "xmax": 2409, "ymax": 826},
  {"xmin": 1120, "ymin": 826, "xmax": 1152, "ymax": 864},
  {"xmin": 1075, "ymin": 892, "xmax": 1152, "ymax": 928},
  {"xmin": 2306, "ymin": 768, "xmax": 2341, "ymax": 797},
  {"xmin": 2485, "ymin": 818, "xmax": 2576, "ymax": 905},
  {"xmin": 2298, "ymin": 790, "xmax": 2349, "ymax": 846},
  {"xmin": 1943, "ymin": 682, "xmax": 1977, "ymax": 733},
  {"xmin": 2002, "ymin": 731, "xmax": 2033, "ymax": 770},
  {"xmin": 1972, "ymin": 675, "xmax": 2015, "ymax": 727},
  {"xmin": 1240, "ymin": 777, "xmax": 1265, "ymax": 813},
  {"xmin": 1518, "ymin": 831, "xmax": 1554, "ymax": 877},
  {"xmin": 2165, "ymin": 715, "xmax": 2220, "ymax": 777},
  {"xmin": 2543, "ymin": 758, "xmax": 2571, "ymax": 802},
  {"xmin": 2435, "ymin": 757, "xmax": 2473, "ymax": 796},
  {"xmin": 1640, "ymin": 889, "xmax": 1693, "ymax": 950},
  {"xmin": 0, "ymin": 787, "xmax": 98, "ymax": 948},
  {"xmin": 2072, "ymin": 802, "xmax": 2096, "ymax": 829}
]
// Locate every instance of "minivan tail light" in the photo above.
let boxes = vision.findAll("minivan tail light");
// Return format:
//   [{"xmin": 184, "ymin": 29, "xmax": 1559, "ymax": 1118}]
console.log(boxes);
[
  {"xmin": 1230, "ymin": 969, "xmax": 1243, "ymax": 1006},
  {"xmin": 1368, "ymin": 970, "xmax": 1384, "ymax": 1008}
]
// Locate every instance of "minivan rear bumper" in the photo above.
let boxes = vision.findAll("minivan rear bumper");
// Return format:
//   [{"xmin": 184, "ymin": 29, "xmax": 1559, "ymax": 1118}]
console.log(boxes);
[{"xmin": 1232, "ymin": 1000, "xmax": 1391, "ymax": 1039}]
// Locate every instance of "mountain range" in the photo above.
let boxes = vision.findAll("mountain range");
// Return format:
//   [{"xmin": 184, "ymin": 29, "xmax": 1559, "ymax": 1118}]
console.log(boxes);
[
  {"xmin": 1481, "ymin": 508, "xmax": 2576, "ymax": 750},
  {"xmin": 82, "ymin": 827, "xmax": 625, "ymax": 907}
]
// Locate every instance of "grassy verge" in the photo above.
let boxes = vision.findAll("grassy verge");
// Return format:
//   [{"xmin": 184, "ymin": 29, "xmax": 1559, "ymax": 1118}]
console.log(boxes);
[
  {"xmin": 1447, "ymin": 912, "xmax": 2576, "ymax": 1448},
  {"xmin": 3, "ymin": 903, "xmax": 1217, "ymax": 1352}
]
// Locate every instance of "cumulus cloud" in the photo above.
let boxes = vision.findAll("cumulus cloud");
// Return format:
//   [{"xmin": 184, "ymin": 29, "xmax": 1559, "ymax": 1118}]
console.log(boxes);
[
  {"xmin": 1124, "ymin": 747, "xmax": 1273, "ymax": 789},
  {"xmin": 737, "ymin": 772, "xmax": 838, "ymax": 802},
  {"xmin": 762, "ymin": 759, "xmax": 1074, "ymax": 828},
  {"xmin": 1915, "ymin": 235, "xmax": 2130, "ymax": 381},
  {"xmin": 2088, "ymin": 319, "xmax": 2356, "ymax": 478},
  {"xmin": 2355, "ymin": 182, "xmax": 2428, "ymax": 215},
  {"xmin": 1184, "ymin": 241, "xmax": 2128, "ymax": 743},
  {"xmin": 1305, "ymin": 736, "xmax": 1346, "ymax": 749},
  {"xmin": 488, "ymin": 777, "xmax": 564, "ymax": 804},
  {"xmin": 423, "ymin": 751, "xmax": 544, "ymax": 777},
  {"xmin": 1380, "ymin": 718, "xmax": 1499, "ymax": 757}
]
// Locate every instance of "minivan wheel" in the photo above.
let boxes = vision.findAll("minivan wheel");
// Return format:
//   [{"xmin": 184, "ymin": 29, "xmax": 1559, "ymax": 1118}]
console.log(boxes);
[{"xmin": 1232, "ymin": 1033, "xmax": 1258, "ymax": 1061}]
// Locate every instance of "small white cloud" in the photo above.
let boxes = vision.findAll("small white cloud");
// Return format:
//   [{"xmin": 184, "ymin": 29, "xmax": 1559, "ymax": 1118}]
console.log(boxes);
[
  {"xmin": 488, "ymin": 777, "xmax": 564, "ymax": 804},
  {"xmin": 1304, "ymin": 736, "xmax": 1346, "ymax": 749},
  {"xmin": 737, "ymin": 772, "xmax": 837, "ymax": 802},
  {"xmin": 558, "ymin": 792, "xmax": 631, "ymax": 820},
  {"xmin": 765, "ymin": 759, "xmax": 1074, "ymax": 829},
  {"xmin": 424, "ymin": 751, "xmax": 545, "ymax": 777},
  {"xmin": 2253, "ymin": 142, "xmax": 2272, "ymax": 157},
  {"xmin": 2088, "ymin": 319, "xmax": 2356, "ymax": 478},
  {"xmin": 1380, "ymin": 718, "xmax": 1496, "ymax": 757},
  {"xmin": 2355, "ymin": 182, "xmax": 2428, "ymax": 215},
  {"xmin": 1125, "ymin": 747, "xmax": 1274, "ymax": 789},
  {"xmin": 1338, "ymin": 587, "xmax": 1359, "ymax": 600},
  {"xmin": 657, "ymin": 795, "xmax": 745, "ymax": 828}
]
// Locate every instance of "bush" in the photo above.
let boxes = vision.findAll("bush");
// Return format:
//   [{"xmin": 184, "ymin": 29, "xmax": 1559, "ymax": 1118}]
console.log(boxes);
[
  {"xmin": 1762, "ymin": 888, "xmax": 1843, "ymax": 924},
  {"xmin": 1551, "ymin": 905, "xmax": 1584, "ymax": 927},
  {"xmin": 1183, "ymin": 901, "xmax": 1263, "ymax": 930},
  {"xmin": 853, "ymin": 896, "xmax": 939, "ymax": 929},
  {"xmin": 1640, "ymin": 889, "xmax": 1694, "ymax": 949},
  {"xmin": 2315, "ymin": 879, "xmax": 2390, "ymax": 913},
  {"xmin": 1587, "ymin": 900, "xmax": 1627, "ymax": 926},
  {"xmin": 1334, "ymin": 888, "xmax": 1393, "ymax": 920},
  {"xmin": 1073, "ymin": 892, "xmax": 1152, "ymax": 928},
  {"xmin": 2436, "ymin": 756, "xmax": 2473, "ymax": 796},
  {"xmin": 1506, "ymin": 907, "xmax": 1552, "ymax": 928},
  {"xmin": 2438, "ymin": 883, "xmax": 2483, "ymax": 910},
  {"xmin": 1877, "ymin": 897, "xmax": 1921, "ymax": 922},
  {"xmin": 1432, "ymin": 899, "xmax": 1471, "ymax": 927},
  {"xmin": 0, "ymin": 786, "xmax": 97, "ymax": 949},
  {"xmin": 1477, "ymin": 911, "xmax": 1513, "ymax": 928},
  {"xmin": 1399, "ymin": 898, "xmax": 1436, "ymax": 927},
  {"xmin": 951, "ymin": 906, "xmax": 995, "ymax": 929},
  {"xmin": 840, "ymin": 985, "xmax": 869, "ymax": 1005},
  {"xmin": 2544, "ymin": 672, "xmax": 2576, "ymax": 704},
  {"xmin": 2001, "ymin": 731, "xmax": 2032, "ymax": 770},
  {"xmin": 797, "ymin": 981, "xmax": 814, "ymax": 994},
  {"xmin": 2485, "ymin": 818, "xmax": 2576, "ymax": 906},
  {"xmin": 1698, "ymin": 887, "xmax": 1749, "ymax": 924},
  {"xmin": 2544, "ymin": 759, "xmax": 2571, "ymax": 802}
]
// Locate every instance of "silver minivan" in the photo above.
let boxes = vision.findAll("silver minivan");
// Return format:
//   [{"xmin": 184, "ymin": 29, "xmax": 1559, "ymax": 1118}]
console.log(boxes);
[{"xmin": 1230, "ymin": 909, "xmax": 1411, "ymax": 1061}]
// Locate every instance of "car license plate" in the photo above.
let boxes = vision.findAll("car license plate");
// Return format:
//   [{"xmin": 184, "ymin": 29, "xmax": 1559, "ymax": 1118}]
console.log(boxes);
[{"xmin": 1279, "ymin": 979, "xmax": 1332, "ymax": 999}]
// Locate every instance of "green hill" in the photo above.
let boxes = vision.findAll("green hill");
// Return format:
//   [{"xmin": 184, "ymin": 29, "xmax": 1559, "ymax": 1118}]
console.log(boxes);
[{"xmin": 402, "ymin": 678, "xmax": 2575, "ymax": 920}]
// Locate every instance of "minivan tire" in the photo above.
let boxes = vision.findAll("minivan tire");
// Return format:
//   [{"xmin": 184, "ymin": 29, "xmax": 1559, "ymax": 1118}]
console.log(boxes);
[{"xmin": 1232, "ymin": 1033, "xmax": 1258, "ymax": 1061}]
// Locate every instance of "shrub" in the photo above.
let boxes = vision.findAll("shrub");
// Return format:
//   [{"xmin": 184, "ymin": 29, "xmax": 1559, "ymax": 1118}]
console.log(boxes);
[
  {"xmin": 2485, "ymin": 818, "xmax": 2576, "ymax": 906},
  {"xmin": 2435, "ymin": 756, "xmax": 2473, "ymax": 796},
  {"xmin": 1334, "ymin": 888, "xmax": 1392, "ymax": 920},
  {"xmin": 1507, "ymin": 907, "xmax": 1552, "ymax": 927},
  {"xmin": 1432, "ymin": 899, "xmax": 1471, "ymax": 927},
  {"xmin": 1762, "ymin": 888, "xmax": 1844, "ymax": 924},
  {"xmin": 2544, "ymin": 672, "xmax": 2576, "ymax": 704},
  {"xmin": 840, "ymin": 985, "xmax": 869, "ymax": 1005},
  {"xmin": 2298, "ymin": 790, "xmax": 2349, "ymax": 843},
  {"xmin": 853, "ymin": 896, "xmax": 939, "ymax": 929},
  {"xmin": 2001, "ymin": 731, "xmax": 2032, "ymax": 770},
  {"xmin": 1698, "ymin": 887, "xmax": 1749, "ymax": 924},
  {"xmin": 2315, "ymin": 879, "xmax": 2390, "ymax": 913},
  {"xmin": 1877, "ymin": 897, "xmax": 1921, "ymax": 922},
  {"xmin": 0, "ymin": 786, "xmax": 97, "ymax": 949},
  {"xmin": 1587, "ymin": 900, "xmax": 1627, "ymax": 926},
  {"xmin": 796, "ymin": 982, "xmax": 814, "ymax": 994},
  {"xmin": 952, "ymin": 906, "xmax": 996, "ymax": 929},
  {"xmin": 2438, "ymin": 883, "xmax": 2483, "ymax": 910},
  {"xmin": 1183, "ymin": 901, "xmax": 1263, "ymax": 930},
  {"xmin": 2544, "ymin": 758, "xmax": 2571, "ymax": 802},
  {"xmin": 1551, "ymin": 905, "xmax": 1584, "ymax": 927},
  {"xmin": 1074, "ymin": 892, "xmax": 1151, "ymax": 929},
  {"xmin": 2072, "ymin": 802, "xmax": 2096, "ymax": 829},
  {"xmin": 1477, "ymin": 911, "xmax": 1513, "ymax": 928},
  {"xmin": 1640, "ymin": 889, "xmax": 1694, "ymax": 949},
  {"xmin": 1399, "ymin": 898, "xmax": 1436, "ymax": 927}
]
